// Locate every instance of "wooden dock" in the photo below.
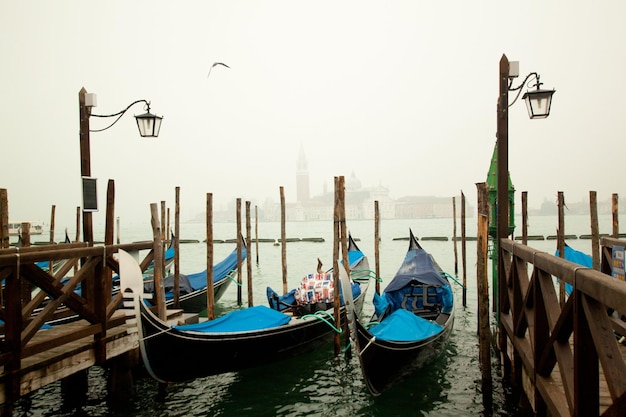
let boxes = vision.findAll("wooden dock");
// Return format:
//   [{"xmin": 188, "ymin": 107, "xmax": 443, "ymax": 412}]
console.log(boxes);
[
  {"xmin": 495, "ymin": 236, "xmax": 626, "ymax": 416},
  {"xmin": 0, "ymin": 311, "xmax": 136, "ymax": 405}
]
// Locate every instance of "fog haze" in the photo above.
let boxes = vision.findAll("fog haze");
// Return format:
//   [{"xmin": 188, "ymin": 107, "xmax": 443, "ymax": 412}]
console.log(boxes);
[{"xmin": 2, "ymin": 1, "xmax": 624, "ymax": 229}]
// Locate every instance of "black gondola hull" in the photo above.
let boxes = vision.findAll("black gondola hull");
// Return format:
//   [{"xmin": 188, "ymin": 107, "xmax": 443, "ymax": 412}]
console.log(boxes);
[
  {"xmin": 355, "ymin": 311, "xmax": 454, "ymax": 395},
  {"xmin": 138, "ymin": 299, "xmax": 360, "ymax": 383}
]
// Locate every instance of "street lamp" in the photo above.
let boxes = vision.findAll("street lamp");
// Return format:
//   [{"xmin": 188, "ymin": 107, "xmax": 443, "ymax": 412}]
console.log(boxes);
[
  {"xmin": 495, "ymin": 54, "xmax": 554, "ymax": 347},
  {"xmin": 78, "ymin": 87, "xmax": 163, "ymax": 244}
]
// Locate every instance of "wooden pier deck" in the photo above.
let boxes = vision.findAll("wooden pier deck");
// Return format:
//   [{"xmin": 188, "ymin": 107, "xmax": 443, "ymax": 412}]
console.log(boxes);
[
  {"xmin": 0, "ymin": 310, "xmax": 137, "ymax": 405},
  {"xmin": 496, "ymin": 236, "xmax": 626, "ymax": 416}
]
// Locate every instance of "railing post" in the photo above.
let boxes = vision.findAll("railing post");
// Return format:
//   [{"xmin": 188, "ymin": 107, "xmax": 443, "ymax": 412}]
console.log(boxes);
[
  {"xmin": 574, "ymin": 290, "xmax": 599, "ymax": 416},
  {"xmin": 5, "ymin": 255, "xmax": 23, "ymax": 407}
]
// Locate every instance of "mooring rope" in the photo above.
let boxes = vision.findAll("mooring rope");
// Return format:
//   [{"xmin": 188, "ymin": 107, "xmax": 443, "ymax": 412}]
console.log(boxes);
[
  {"xmin": 139, "ymin": 325, "xmax": 175, "ymax": 342},
  {"xmin": 225, "ymin": 271, "xmax": 242, "ymax": 286},
  {"xmin": 301, "ymin": 310, "xmax": 343, "ymax": 334},
  {"xmin": 441, "ymin": 271, "xmax": 465, "ymax": 289}
]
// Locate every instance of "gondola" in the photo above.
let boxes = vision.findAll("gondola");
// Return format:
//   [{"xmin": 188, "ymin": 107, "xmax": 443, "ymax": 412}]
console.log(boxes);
[
  {"xmin": 140, "ymin": 236, "xmax": 247, "ymax": 312},
  {"xmin": 341, "ymin": 229, "xmax": 454, "ymax": 395},
  {"xmin": 119, "ymin": 235, "xmax": 373, "ymax": 383}
]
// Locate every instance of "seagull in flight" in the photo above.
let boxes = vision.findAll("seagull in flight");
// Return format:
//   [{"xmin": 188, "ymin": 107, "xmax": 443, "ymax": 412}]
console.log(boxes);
[{"xmin": 208, "ymin": 62, "xmax": 230, "ymax": 78}]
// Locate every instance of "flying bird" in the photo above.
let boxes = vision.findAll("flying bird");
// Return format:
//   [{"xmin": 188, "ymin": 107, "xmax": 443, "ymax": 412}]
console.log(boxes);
[{"xmin": 207, "ymin": 62, "xmax": 230, "ymax": 78}]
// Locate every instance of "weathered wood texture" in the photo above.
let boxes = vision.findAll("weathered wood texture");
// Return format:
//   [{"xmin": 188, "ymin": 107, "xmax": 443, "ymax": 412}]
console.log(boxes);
[
  {"xmin": 498, "ymin": 236, "xmax": 626, "ymax": 416},
  {"xmin": 0, "ymin": 239, "xmax": 157, "ymax": 406}
]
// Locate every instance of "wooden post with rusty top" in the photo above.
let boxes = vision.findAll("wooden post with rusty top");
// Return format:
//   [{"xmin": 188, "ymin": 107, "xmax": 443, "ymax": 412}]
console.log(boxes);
[
  {"xmin": 246, "ymin": 200, "xmax": 253, "ymax": 307},
  {"xmin": 280, "ymin": 187, "xmax": 287, "ymax": 294},
  {"xmin": 206, "ymin": 193, "xmax": 215, "ymax": 320},
  {"xmin": 476, "ymin": 182, "xmax": 492, "ymax": 409}
]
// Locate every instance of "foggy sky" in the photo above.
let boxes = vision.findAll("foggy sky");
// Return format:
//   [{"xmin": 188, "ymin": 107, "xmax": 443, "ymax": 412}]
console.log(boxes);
[{"xmin": 2, "ymin": 1, "xmax": 625, "ymax": 229}]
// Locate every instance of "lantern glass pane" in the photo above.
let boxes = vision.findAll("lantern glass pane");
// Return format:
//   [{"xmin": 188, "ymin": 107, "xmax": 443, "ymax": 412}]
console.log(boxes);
[{"xmin": 523, "ymin": 90, "xmax": 554, "ymax": 119}]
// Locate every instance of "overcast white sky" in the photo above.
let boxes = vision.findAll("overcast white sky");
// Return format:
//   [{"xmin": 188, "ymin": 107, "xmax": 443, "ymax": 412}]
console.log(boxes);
[{"xmin": 2, "ymin": 1, "xmax": 625, "ymax": 229}]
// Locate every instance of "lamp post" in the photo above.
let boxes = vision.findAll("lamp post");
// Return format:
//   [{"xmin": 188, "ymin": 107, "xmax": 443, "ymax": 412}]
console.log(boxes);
[
  {"xmin": 78, "ymin": 87, "xmax": 163, "ymax": 245},
  {"xmin": 495, "ymin": 54, "xmax": 555, "ymax": 347}
]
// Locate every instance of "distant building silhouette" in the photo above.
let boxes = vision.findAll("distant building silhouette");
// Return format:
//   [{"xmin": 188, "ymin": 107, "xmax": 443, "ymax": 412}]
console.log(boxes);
[
  {"xmin": 296, "ymin": 143, "xmax": 310, "ymax": 204},
  {"xmin": 259, "ymin": 149, "xmax": 472, "ymax": 222}
]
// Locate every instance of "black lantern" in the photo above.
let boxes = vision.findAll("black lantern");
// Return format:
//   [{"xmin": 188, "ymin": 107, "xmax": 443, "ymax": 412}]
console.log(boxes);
[
  {"xmin": 135, "ymin": 107, "xmax": 163, "ymax": 137},
  {"xmin": 522, "ymin": 86, "xmax": 555, "ymax": 119}
]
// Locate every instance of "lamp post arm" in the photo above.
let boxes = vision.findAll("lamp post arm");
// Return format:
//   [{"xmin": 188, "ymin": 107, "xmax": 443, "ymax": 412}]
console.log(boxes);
[
  {"xmin": 508, "ymin": 72, "xmax": 541, "ymax": 108},
  {"xmin": 90, "ymin": 99, "xmax": 152, "ymax": 133}
]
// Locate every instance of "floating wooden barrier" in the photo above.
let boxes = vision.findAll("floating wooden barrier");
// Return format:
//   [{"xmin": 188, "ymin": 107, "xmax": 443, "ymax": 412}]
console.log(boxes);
[
  {"xmin": 301, "ymin": 237, "xmax": 325, "ymax": 243},
  {"xmin": 453, "ymin": 236, "xmax": 477, "ymax": 241},
  {"xmin": 514, "ymin": 235, "xmax": 546, "ymax": 241},
  {"xmin": 579, "ymin": 233, "xmax": 609, "ymax": 240},
  {"xmin": 546, "ymin": 234, "xmax": 577, "ymax": 240},
  {"xmin": 393, "ymin": 236, "xmax": 449, "ymax": 241}
]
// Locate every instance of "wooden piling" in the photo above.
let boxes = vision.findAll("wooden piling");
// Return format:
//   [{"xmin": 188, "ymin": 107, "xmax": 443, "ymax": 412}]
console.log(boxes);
[
  {"xmin": 461, "ymin": 192, "xmax": 467, "ymax": 307},
  {"xmin": 174, "ymin": 186, "xmax": 181, "ymax": 308},
  {"xmin": 255, "ymin": 205, "xmax": 259, "ymax": 265},
  {"xmin": 280, "ymin": 187, "xmax": 287, "ymax": 294},
  {"xmin": 75, "ymin": 206, "xmax": 80, "ymax": 242},
  {"xmin": 236, "ymin": 198, "xmax": 243, "ymax": 306},
  {"xmin": 0, "ymin": 189, "xmax": 8, "ymax": 249},
  {"xmin": 453, "ymin": 197, "xmax": 458, "ymax": 277},
  {"xmin": 374, "ymin": 200, "xmax": 380, "ymax": 295},
  {"xmin": 333, "ymin": 176, "xmax": 342, "ymax": 356},
  {"xmin": 160, "ymin": 201, "xmax": 166, "ymax": 242},
  {"xmin": 476, "ymin": 182, "xmax": 492, "ymax": 409},
  {"xmin": 150, "ymin": 203, "xmax": 166, "ymax": 320},
  {"xmin": 206, "ymin": 193, "xmax": 215, "ymax": 320},
  {"xmin": 49, "ymin": 205, "xmax": 56, "ymax": 244},
  {"xmin": 246, "ymin": 201, "xmax": 253, "ymax": 307},
  {"xmin": 612, "ymin": 193, "xmax": 619, "ymax": 238},
  {"xmin": 590, "ymin": 191, "xmax": 600, "ymax": 270},
  {"xmin": 557, "ymin": 192, "xmax": 566, "ymax": 307},
  {"xmin": 521, "ymin": 192, "xmax": 528, "ymax": 245}
]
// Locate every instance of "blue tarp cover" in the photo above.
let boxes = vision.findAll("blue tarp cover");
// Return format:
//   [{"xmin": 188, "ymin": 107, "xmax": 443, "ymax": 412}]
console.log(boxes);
[
  {"xmin": 555, "ymin": 245, "xmax": 592, "ymax": 295},
  {"xmin": 384, "ymin": 248, "xmax": 449, "ymax": 293},
  {"xmin": 347, "ymin": 250, "xmax": 364, "ymax": 269},
  {"xmin": 174, "ymin": 305, "xmax": 290, "ymax": 333},
  {"xmin": 369, "ymin": 309, "xmax": 443, "ymax": 342},
  {"xmin": 164, "ymin": 248, "xmax": 247, "ymax": 299}
]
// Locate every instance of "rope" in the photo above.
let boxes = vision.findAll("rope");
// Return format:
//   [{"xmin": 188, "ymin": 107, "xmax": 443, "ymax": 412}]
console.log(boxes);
[
  {"xmin": 224, "ymin": 271, "xmax": 242, "ymax": 286},
  {"xmin": 301, "ymin": 310, "xmax": 342, "ymax": 334},
  {"xmin": 139, "ymin": 326, "xmax": 175, "ymax": 342},
  {"xmin": 441, "ymin": 271, "xmax": 465, "ymax": 289}
]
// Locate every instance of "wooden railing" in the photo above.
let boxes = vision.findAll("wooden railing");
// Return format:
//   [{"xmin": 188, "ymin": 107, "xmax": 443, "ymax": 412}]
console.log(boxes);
[
  {"xmin": 499, "ymin": 236, "xmax": 626, "ymax": 417},
  {"xmin": 0, "ymin": 240, "xmax": 158, "ymax": 400}
]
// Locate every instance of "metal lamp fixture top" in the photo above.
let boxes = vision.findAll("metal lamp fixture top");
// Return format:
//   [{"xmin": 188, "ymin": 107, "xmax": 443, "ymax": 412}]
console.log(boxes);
[{"xmin": 508, "ymin": 67, "xmax": 556, "ymax": 119}]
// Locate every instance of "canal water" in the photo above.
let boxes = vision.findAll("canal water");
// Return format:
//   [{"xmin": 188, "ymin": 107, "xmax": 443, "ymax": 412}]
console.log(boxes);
[{"xmin": 13, "ymin": 214, "xmax": 613, "ymax": 416}]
